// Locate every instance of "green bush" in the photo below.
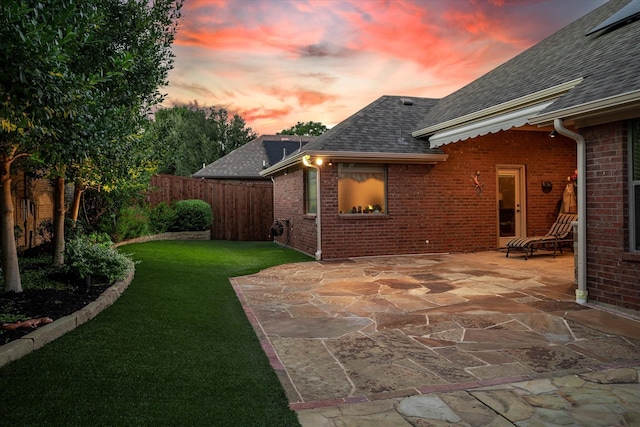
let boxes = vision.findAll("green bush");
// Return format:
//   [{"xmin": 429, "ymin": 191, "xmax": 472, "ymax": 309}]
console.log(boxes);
[
  {"xmin": 65, "ymin": 236, "xmax": 133, "ymax": 288},
  {"xmin": 149, "ymin": 202, "xmax": 176, "ymax": 233},
  {"xmin": 171, "ymin": 200, "xmax": 213, "ymax": 231},
  {"xmin": 115, "ymin": 205, "xmax": 151, "ymax": 241},
  {"xmin": 87, "ymin": 231, "xmax": 114, "ymax": 248}
]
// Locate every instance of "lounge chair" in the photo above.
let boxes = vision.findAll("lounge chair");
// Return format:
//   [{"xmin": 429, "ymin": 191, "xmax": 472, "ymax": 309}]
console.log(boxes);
[{"xmin": 506, "ymin": 213, "xmax": 577, "ymax": 260}]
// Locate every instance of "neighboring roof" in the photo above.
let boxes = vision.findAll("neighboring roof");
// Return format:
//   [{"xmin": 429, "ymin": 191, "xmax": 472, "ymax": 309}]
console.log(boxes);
[
  {"xmin": 261, "ymin": 96, "xmax": 448, "ymax": 176},
  {"xmin": 192, "ymin": 135, "xmax": 314, "ymax": 179},
  {"xmin": 414, "ymin": 0, "xmax": 640, "ymax": 145}
]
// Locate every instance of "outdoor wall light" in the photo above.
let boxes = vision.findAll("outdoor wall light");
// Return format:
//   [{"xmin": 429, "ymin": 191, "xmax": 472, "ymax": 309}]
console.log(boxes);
[{"xmin": 302, "ymin": 155, "xmax": 323, "ymax": 167}]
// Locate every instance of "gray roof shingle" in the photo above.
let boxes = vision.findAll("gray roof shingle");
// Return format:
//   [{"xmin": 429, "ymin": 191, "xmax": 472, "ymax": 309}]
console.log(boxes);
[
  {"xmin": 302, "ymin": 95, "xmax": 441, "ymax": 154},
  {"xmin": 416, "ymin": 0, "xmax": 640, "ymax": 131},
  {"xmin": 192, "ymin": 135, "xmax": 314, "ymax": 179}
]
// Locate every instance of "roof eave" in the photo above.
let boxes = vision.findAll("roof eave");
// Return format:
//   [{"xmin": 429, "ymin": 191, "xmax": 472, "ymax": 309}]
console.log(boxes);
[
  {"xmin": 528, "ymin": 89, "xmax": 640, "ymax": 126},
  {"xmin": 260, "ymin": 150, "xmax": 448, "ymax": 177},
  {"xmin": 191, "ymin": 174, "xmax": 268, "ymax": 180},
  {"xmin": 412, "ymin": 78, "xmax": 584, "ymax": 138}
]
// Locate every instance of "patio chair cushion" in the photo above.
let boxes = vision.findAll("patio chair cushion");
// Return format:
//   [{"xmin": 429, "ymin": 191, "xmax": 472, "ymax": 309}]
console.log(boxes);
[{"xmin": 506, "ymin": 213, "xmax": 577, "ymax": 259}]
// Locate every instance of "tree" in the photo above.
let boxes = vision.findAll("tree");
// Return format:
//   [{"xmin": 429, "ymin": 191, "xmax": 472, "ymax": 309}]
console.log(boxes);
[
  {"xmin": 0, "ymin": 0, "xmax": 182, "ymax": 290},
  {"xmin": 44, "ymin": 0, "xmax": 181, "ymax": 266},
  {"xmin": 1, "ymin": 0, "xmax": 97, "ymax": 291},
  {"xmin": 150, "ymin": 105, "xmax": 257, "ymax": 176},
  {"xmin": 278, "ymin": 121, "xmax": 327, "ymax": 136}
]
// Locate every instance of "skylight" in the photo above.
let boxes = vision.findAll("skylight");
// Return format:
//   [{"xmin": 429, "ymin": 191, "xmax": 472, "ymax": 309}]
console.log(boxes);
[{"xmin": 586, "ymin": 0, "xmax": 640, "ymax": 35}]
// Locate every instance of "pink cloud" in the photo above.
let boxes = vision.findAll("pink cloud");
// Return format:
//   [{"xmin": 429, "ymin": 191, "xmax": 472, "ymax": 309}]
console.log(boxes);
[{"xmin": 164, "ymin": 0, "xmax": 609, "ymax": 135}]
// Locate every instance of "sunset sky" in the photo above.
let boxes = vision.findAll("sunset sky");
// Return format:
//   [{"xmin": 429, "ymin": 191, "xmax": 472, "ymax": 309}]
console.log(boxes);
[{"xmin": 165, "ymin": 0, "xmax": 608, "ymax": 135}]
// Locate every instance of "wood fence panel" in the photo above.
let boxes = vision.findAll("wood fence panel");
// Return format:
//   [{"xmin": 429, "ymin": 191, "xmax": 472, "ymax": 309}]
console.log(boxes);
[{"xmin": 148, "ymin": 175, "xmax": 273, "ymax": 241}]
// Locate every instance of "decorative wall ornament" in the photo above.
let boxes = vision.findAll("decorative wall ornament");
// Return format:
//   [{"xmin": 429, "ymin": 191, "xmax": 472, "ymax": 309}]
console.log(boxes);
[
  {"xmin": 473, "ymin": 171, "xmax": 484, "ymax": 195},
  {"xmin": 541, "ymin": 181, "xmax": 553, "ymax": 193}
]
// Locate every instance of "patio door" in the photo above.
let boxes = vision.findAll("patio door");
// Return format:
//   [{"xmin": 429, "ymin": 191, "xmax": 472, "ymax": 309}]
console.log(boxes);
[{"xmin": 497, "ymin": 166, "xmax": 526, "ymax": 247}]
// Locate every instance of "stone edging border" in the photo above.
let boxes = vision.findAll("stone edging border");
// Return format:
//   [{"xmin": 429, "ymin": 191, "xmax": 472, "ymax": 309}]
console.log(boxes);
[
  {"xmin": 0, "ymin": 264, "xmax": 135, "ymax": 369},
  {"xmin": 0, "ymin": 229, "xmax": 211, "ymax": 368}
]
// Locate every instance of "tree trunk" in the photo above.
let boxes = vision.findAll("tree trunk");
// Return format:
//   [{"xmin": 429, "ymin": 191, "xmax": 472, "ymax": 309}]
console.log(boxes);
[
  {"xmin": 69, "ymin": 180, "xmax": 84, "ymax": 222},
  {"xmin": 52, "ymin": 175, "xmax": 66, "ymax": 266},
  {"xmin": 0, "ymin": 154, "xmax": 22, "ymax": 292}
]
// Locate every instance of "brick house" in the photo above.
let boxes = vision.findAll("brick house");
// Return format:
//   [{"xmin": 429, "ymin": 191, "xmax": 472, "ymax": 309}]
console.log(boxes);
[
  {"xmin": 262, "ymin": 96, "xmax": 575, "ymax": 260},
  {"xmin": 262, "ymin": 0, "xmax": 640, "ymax": 312}
]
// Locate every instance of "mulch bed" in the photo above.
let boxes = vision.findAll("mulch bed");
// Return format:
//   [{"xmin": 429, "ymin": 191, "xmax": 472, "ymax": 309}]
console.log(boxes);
[{"xmin": 1, "ymin": 286, "xmax": 109, "ymax": 346}]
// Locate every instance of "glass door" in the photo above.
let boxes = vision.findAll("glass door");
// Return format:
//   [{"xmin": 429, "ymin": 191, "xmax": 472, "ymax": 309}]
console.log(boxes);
[{"xmin": 497, "ymin": 166, "xmax": 525, "ymax": 247}]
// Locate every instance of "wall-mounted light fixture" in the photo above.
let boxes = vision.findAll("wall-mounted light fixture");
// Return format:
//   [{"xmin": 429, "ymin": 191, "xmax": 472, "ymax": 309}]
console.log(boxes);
[
  {"xmin": 541, "ymin": 181, "xmax": 553, "ymax": 193},
  {"xmin": 302, "ymin": 155, "xmax": 323, "ymax": 167}
]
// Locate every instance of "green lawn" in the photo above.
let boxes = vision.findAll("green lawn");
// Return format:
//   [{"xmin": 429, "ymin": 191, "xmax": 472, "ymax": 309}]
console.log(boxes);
[{"xmin": 0, "ymin": 240, "xmax": 312, "ymax": 426}]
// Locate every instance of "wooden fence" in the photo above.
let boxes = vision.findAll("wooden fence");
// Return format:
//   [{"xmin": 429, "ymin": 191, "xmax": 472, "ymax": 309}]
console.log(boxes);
[{"xmin": 148, "ymin": 174, "xmax": 274, "ymax": 241}]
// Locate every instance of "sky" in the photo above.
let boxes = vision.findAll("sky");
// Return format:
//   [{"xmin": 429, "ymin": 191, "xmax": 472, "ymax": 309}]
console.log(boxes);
[{"xmin": 164, "ymin": 0, "xmax": 609, "ymax": 135}]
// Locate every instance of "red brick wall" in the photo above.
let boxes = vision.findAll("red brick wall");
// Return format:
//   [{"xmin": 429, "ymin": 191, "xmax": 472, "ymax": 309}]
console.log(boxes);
[
  {"xmin": 584, "ymin": 120, "xmax": 640, "ymax": 311},
  {"xmin": 272, "ymin": 168, "xmax": 318, "ymax": 256},
  {"xmin": 272, "ymin": 130, "xmax": 576, "ymax": 259}
]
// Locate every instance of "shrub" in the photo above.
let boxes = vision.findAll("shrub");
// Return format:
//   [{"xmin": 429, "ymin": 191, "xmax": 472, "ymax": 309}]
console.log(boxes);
[
  {"xmin": 171, "ymin": 200, "xmax": 213, "ymax": 231},
  {"xmin": 65, "ymin": 236, "xmax": 133, "ymax": 288},
  {"xmin": 149, "ymin": 202, "xmax": 176, "ymax": 234},
  {"xmin": 115, "ymin": 205, "xmax": 151, "ymax": 241},
  {"xmin": 87, "ymin": 231, "xmax": 114, "ymax": 248}
]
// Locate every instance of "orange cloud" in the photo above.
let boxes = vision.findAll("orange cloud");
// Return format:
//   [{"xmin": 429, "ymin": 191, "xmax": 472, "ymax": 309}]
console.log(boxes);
[
  {"xmin": 264, "ymin": 86, "xmax": 338, "ymax": 107},
  {"xmin": 237, "ymin": 105, "xmax": 293, "ymax": 123}
]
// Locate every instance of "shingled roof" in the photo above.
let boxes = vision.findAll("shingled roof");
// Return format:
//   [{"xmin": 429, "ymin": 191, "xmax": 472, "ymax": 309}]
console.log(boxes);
[
  {"xmin": 192, "ymin": 135, "xmax": 314, "ymax": 179},
  {"xmin": 302, "ymin": 95, "xmax": 440, "ymax": 154},
  {"xmin": 414, "ymin": 0, "xmax": 640, "ymax": 143},
  {"xmin": 260, "ymin": 96, "xmax": 448, "ymax": 176}
]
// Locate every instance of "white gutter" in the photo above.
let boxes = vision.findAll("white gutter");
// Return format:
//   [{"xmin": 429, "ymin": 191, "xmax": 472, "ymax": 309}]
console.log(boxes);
[
  {"xmin": 530, "ymin": 89, "xmax": 640, "ymax": 126},
  {"xmin": 554, "ymin": 118, "xmax": 587, "ymax": 304},
  {"xmin": 260, "ymin": 150, "xmax": 448, "ymax": 177},
  {"xmin": 302, "ymin": 155, "xmax": 322, "ymax": 261}
]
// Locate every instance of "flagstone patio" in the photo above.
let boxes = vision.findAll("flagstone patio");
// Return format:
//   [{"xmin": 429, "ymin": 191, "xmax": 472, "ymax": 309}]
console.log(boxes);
[{"xmin": 231, "ymin": 250, "xmax": 640, "ymax": 426}]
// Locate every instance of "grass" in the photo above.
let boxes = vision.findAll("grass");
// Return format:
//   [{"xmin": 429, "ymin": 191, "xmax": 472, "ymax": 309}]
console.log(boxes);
[{"xmin": 0, "ymin": 240, "xmax": 312, "ymax": 426}]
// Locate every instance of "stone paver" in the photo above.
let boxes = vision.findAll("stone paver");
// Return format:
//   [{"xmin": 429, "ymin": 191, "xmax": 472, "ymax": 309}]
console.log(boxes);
[{"xmin": 230, "ymin": 251, "xmax": 640, "ymax": 426}]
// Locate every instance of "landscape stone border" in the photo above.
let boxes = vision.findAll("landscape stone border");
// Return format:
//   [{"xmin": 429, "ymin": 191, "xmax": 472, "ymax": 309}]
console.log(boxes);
[
  {"xmin": 0, "ymin": 230, "xmax": 210, "ymax": 368},
  {"xmin": 0, "ymin": 265, "xmax": 135, "ymax": 368}
]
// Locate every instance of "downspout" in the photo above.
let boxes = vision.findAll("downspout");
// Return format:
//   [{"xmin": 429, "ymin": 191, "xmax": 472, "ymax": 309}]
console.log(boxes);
[
  {"xmin": 302, "ymin": 156, "xmax": 322, "ymax": 260},
  {"xmin": 554, "ymin": 118, "xmax": 587, "ymax": 304}
]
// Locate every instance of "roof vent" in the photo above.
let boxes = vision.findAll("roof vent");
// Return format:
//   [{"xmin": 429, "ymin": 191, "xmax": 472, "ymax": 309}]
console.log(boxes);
[
  {"xmin": 586, "ymin": 0, "xmax": 640, "ymax": 35},
  {"xmin": 400, "ymin": 98, "xmax": 414, "ymax": 106}
]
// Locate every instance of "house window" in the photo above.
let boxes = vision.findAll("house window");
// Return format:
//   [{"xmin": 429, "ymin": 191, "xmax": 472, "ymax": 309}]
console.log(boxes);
[
  {"xmin": 631, "ymin": 119, "xmax": 640, "ymax": 251},
  {"xmin": 305, "ymin": 168, "xmax": 317, "ymax": 214},
  {"xmin": 338, "ymin": 163, "xmax": 386, "ymax": 214}
]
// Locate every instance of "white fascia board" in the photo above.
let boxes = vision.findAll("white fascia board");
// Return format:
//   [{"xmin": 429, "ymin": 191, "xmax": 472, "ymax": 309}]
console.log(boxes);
[
  {"xmin": 311, "ymin": 151, "xmax": 449, "ymax": 163},
  {"xmin": 528, "ymin": 89, "xmax": 640, "ymax": 126},
  {"xmin": 259, "ymin": 150, "xmax": 449, "ymax": 177},
  {"xmin": 412, "ymin": 78, "xmax": 584, "ymax": 138},
  {"xmin": 259, "ymin": 151, "xmax": 306, "ymax": 176}
]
